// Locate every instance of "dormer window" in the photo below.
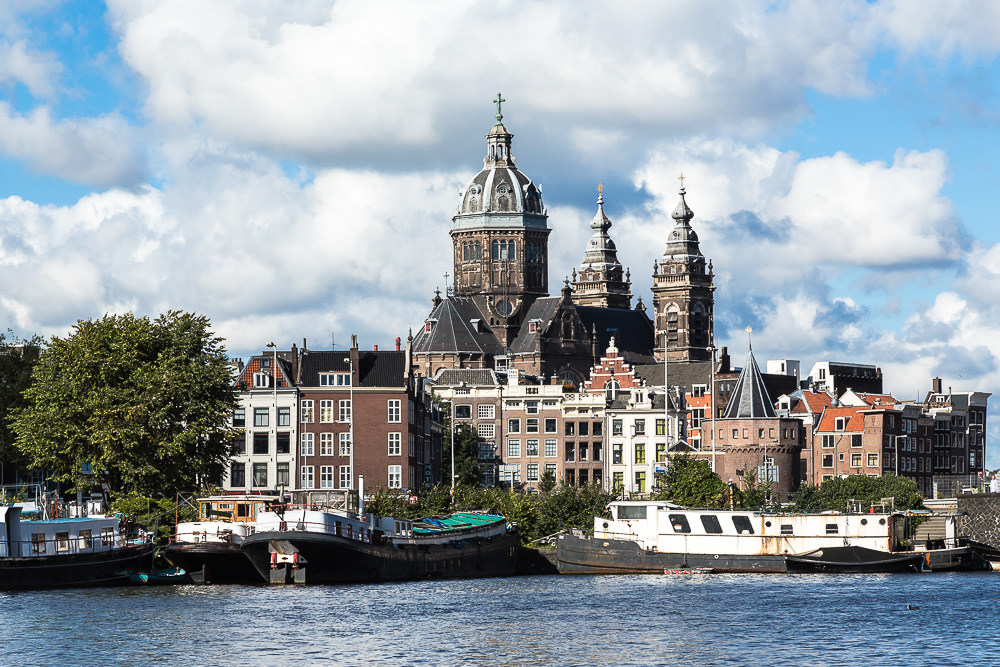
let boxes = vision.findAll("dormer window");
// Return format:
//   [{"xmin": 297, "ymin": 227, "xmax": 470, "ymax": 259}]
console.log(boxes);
[
  {"xmin": 320, "ymin": 373, "xmax": 351, "ymax": 387},
  {"xmin": 425, "ymin": 319, "xmax": 437, "ymax": 333},
  {"xmin": 835, "ymin": 417, "xmax": 847, "ymax": 431},
  {"xmin": 253, "ymin": 372, "xmax": 270, "ymax": 388},
  {"xmin": 470, "ymin": 318, "xmax": 482, "ymax": 332}
]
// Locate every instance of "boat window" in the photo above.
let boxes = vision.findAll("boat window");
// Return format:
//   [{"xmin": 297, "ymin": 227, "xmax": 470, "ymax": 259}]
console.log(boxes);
[
  {"xmin": 825, "ymin": 523, "xmax": 839, "ymax": 534},
  {"xmin": 200, "ymin": 503, "xmax": 210, "ymax": 519},
  {"xmin": 618, "ymin": 505, "xmax": 647, "ymax": 520},
  {"xmin": 732, "ymin": 516, "xmax": 754, "ymax": 535},
  {"xmin": 668, "ymin": 514, "xmax": 691, "ymax": 533},
  {"xmin": 79, "ymin": 529, "xmax": 92, "ymax": 550},
  {"xmin": 780, "ymin": 524, "xmax": 793, "ymax": 535},
  {"xmin": 236, "ymin": 503, "xmax": 250, "ymax": 518},
  {"xmin": 700, "ymin": 515, "xmax": 723, "ymax": 534},
  {"xmin": 56, "ymin": 532, "xmax": 70, "ymax": 553},
  {"xmin": 31, "ymin": 533, "xmax": 46, "ymax": 555},
  {"xmin": 101, "ymin": 527, "xmax": 114, "ymax": 546}
]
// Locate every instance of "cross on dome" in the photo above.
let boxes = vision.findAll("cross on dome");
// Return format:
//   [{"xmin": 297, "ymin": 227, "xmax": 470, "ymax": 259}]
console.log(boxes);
[{"xmin": 493, "ymin": 92, "xmax": 505, "ymax": 124}]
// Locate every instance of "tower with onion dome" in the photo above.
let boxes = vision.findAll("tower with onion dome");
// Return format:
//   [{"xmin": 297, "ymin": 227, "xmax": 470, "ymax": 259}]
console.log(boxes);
[{"xmin": 571, "ymin": 183, "xmax": 632, "ymax": 309}]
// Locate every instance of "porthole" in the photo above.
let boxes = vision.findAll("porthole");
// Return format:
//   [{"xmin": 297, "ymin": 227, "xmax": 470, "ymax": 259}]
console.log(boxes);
[
  {"xmin": 860, "ymin": 519, "xmax": 868, "ymax": 525},
  {"xmin": 602, "ymin": 522, "xmax": 609, "ymax": 529},
  {"xmin": 765, "ymin": 521, "xmax": 772, "ymax": 527},
  {"xmin": 879, "ymin": 518, "xmax": 886, "ymax": 525}
]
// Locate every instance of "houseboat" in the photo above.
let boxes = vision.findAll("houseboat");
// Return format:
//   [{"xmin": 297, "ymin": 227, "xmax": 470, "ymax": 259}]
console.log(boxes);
[
  {"xmin": 241, "ymin": 491, "xmax": 518, "ymax": 584},
  {"xmin": 0, "ymin": 504, "xmax": 153, "ymax": 589},
  {"xmin": 161, "ymin": 494, "xmax": 277, "ymax": 584},
  {"xmin": 557, "ymin": 500, "xmax": 930, "ymax": 574}
]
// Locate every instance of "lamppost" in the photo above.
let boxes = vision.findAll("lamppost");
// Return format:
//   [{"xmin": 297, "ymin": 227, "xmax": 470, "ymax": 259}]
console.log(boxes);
[
  {"xmin": 266, "ymin": 341, "xmax": 278, "ymax": 494},
  {"xmin": 344, "ymin": 356, "xmax": 355, "ymax": 494},
  {"xmin": 709, "ymin": 344, "xmax": 717, "ymax": 473}
]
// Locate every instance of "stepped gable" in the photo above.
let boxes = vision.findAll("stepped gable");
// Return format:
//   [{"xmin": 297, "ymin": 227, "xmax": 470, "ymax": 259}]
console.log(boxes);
[
  {"xmin": 722, "ymin": 348, "xmax": 777, "ymax": 419},
  {"xmin": 299, "ymin": 350, "xmax": 406, "ymax": 387},
  {"xmin": 411, "ymin": 296, "xmax": 502, "ymax": 355}
]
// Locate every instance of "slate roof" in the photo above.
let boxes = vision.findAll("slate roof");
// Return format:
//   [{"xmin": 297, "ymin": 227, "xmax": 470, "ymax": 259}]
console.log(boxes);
[
  {"xmin": 432, "ymin": 368, "xmax": 502, "ymax": 386},
  {"xmin": 633, "ymin": 360, "xmax": 713, "ymax": 391},
  {"xmin": 299, "ymin": 350, "xmax": 406, "ymax": 388},
  {"xmin": 722, "ymin": 349, "xmax": 777, "ymax": 419},
  {"xmin": 411, "ymin": 297, "xmax": 502, "ymax": 355},
  {"xmin": 510, "ymin": 297, "xmax": 563, "ymax": 354},
  {"xmin": 576, "ymin": 306, "xmax": 656, "ymax": 364}
]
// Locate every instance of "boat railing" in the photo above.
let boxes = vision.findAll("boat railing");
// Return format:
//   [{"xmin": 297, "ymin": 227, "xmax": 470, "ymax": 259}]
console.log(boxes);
[
  {"xmin": 261, "ymin": 516, "xmax": 375, "ymax": 543},
  {"xmin": 3, "ymin": 531, "xmax": 150, "ymax": 558}
]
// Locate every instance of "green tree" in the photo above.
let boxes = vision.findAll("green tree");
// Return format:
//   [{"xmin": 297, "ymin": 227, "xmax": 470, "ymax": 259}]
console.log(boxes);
[
  {"xmin": 441, "ymin": 418, "xmax": 481, "ymax": 487},
  {"xmin": 653, "ymin": 454, "xmax": 728, "ymax": 508},
  {"xmin": 538, "ymin": 468, "xmax": 557, "ymax": 495},
  {"xmin": 12, "ymin": 311, "xmax": 238, "ymax": 498},
  {"xmin": 817, "ymin": 474, "xmax": 923, "ymax": 512},
  {"xmin": 790, "ymin": 483, "xmax": 824, "ymax": 511},
  {"xmin": 0, "ymin": 331, "xmax": 43, "ymax": 473}
]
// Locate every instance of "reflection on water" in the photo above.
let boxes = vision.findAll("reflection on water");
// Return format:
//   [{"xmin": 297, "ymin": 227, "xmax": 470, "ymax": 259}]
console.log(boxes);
[{"xmin": 4, "ymin": 572, "xmax": 999, "ymax": 665}]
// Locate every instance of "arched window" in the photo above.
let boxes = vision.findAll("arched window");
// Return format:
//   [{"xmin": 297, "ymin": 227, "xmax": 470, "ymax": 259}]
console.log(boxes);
[
  {"xmin": 605, "ymin": 380, "xmax": 620, "ymax": 402},
  {"xmin": 492, "ymin": 241, "xmax": 500, "ymax": 260}
]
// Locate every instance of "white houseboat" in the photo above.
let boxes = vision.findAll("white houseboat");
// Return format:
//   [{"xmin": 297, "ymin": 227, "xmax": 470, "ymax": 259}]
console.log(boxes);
[{"xmin": 557, "ymin": 500, "xmax": 929, "ymax": 574}]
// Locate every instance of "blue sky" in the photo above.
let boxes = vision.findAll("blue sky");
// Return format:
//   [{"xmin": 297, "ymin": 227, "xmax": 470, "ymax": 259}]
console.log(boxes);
[{"xmin": 3, "ymin": 1, "xmax": 1000, "ymax": 465}]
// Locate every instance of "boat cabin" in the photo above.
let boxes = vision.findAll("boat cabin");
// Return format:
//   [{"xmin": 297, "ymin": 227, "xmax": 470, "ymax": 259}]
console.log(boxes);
[
  {"xmin": 0, "ymin": 505, "xmax": 123, "ymax": 559},
  {"xmin": 175, "ymin": 495, "xmax": 279, "ymax": 545}
]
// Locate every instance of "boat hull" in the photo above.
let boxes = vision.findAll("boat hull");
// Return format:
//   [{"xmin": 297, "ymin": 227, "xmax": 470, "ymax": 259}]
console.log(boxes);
[
  {"xmin": 785, "ymin": 546, "xmax": 923, "ymax": 573},
  {"xmin": 242, "ymin": 528, "xmax": 519, "ymax": 584},
  {"xmin": 556, "ymin": 533, "xmax": 787, "ymax": 574},
  {"xmin": 161, "ymin": 542, "xmax": 261, "ymax": 584},
  {"xmin": 0, "ymin": 543, "xmax": 154, "ymax": 590}
]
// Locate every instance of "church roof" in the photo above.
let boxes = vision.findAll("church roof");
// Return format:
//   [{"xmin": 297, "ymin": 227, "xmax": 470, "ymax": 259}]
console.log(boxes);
[
  {"xmin": 411, "ymin": 297, "xmax": 501, "ymax": 355},
  {"xmin": 576, "ymin": 306, "xmax": 655, "ymax": 364},
  {"xmin": 722, "ymin": 348, "xmax": 777, "ymax": 419},
  {"xmin": 578, "ymin": 188, "xmax": 622, "ymax": 272},
  {"xmin": 661, "ymin": 186, "xmax": 704, "ymax": 263},
  {"xmin": 509, "ymin": 297, "xmax": 563, "ymax": 354}
]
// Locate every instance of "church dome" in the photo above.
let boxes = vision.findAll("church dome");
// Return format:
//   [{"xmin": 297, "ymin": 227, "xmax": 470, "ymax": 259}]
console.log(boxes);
[{"xmin": 458, "ymin": 100, "xmax": 544, "ymax": 216}]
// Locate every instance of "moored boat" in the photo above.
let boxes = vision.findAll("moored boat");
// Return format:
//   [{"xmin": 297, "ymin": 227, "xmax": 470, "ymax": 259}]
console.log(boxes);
[
  {"xmin": 0, "ymin": 505, "xmax": 153, "ymax": 589},
  {"xmin": 161, "ymin": 494, "xmax": 277, "ymax": 584},
  {"xmin": 241, "ymin": 491, "xmax": 519, "ymax": 584},
  {"xmin": 556, "ymin": 500, "xmax": 963, "ymax": 575}
]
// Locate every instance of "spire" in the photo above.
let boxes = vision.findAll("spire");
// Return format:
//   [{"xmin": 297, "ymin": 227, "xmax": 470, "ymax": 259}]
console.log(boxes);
[
  {"xmin": 571, "ymin": 183, "xmax": 632, "ymax": 308},
  {"xmin": 722, "ymin": 343, "xmax": 777, "ymax": 419}
]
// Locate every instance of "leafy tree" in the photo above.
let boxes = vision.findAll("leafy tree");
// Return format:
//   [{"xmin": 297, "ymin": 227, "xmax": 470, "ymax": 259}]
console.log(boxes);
[
  {"xmin": 538, "ymin": 469, "xmax": 557, "ymax": 495},
  {"xmin": 652, "ymin": 454, "xmax": 729, "ymax": 508},
  {"xmin": 534, "ymin": 483, "xmax": 615, "ymax": 540},
  {"xmin": 441, "ymin": 417, "xmax": 480, "ymax": 487},
  {"xmin": 0, "ymin": 331, "xmax": 43, "ymax": 473},
  {"xmin": 817, "ymin": 474, "xmax": 923, "ymax": 512},
  {"xmin": 790, "ymin": 483, "xmax": 824, "ymax": 511},
  {"xmin": 12, "ymin": 311, "xmax": 238, "ymax": 498}
]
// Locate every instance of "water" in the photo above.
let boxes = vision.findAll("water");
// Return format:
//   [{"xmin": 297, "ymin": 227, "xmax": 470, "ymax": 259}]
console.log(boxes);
[{"xmin": 3, "ymin": 573, "xmax": 998, "ymax": 665}]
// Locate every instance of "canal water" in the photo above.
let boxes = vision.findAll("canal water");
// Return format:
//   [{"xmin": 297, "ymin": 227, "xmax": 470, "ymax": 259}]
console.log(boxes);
[{"xmin": 4, "ymin": 572, "xmax": 998, "ymax": 665}]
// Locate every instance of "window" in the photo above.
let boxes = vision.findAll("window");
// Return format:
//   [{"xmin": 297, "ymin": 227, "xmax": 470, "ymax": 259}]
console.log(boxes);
[
  {"xmin": 276, "ymin": 462, "xmax": 290, "ymax": 487},
  {"xmin": 613, "ymin": 443, "xmax": 623, "ymax": 464},
  {"xmin": 635, "ymin": 471, "xmax": 646, "ymax": 493},
  {"xmin": 508, "ymin": 439, "xmax": 521, "ymax": 458},
  {"xmin": 276, "ymin": 432, "xmax": 290, "ymax": 454},
  {"xmin": 301, "ymin": 466, "xmax": 314, "ymax": 489},
  {"xmin": 780, "ymin": 524, "xmax": 793, "ymax": 535},
  {"xmin": 301, "ymin": 400, "xmax": 314, "ymax": 423},
  {"xmin": 320, "ymin": 433, "xmax": 334, "ymax": 456},
  {"xmin": 545, "ymin": 439, "xmax": 558, "ymax": 457},
  {"xmin": 826, "ymin": 523, "xmax": 839, "ymax": 535},
  {"xmin": 339, "ymin": 466, "xmax": 352, "ymax": 489},
  {"xmin": 508, "ymin": 418, "xmax": 521, "ymax": 433},
  {"xmin": 634, "ymin": 419, "xmax": 646, "ymax": 435},
  {"xmin": 233, "ymin": 408, "xmax": 246, "ymax": 428},
  {"xmin": 656, "ymin": 443, "xmax": 666, "ymax": 462},
  {"xmin": 732, "ymin": 429, "xmax": 739, "ymax": 438},
  {"xmin": 669, "ymin": 514, "xmax": 691, "ymax": 533},
  {"xmin": 101, "ymin": 527, "xmax": 114, "ymax": 547},
  {"xmin": 409, "ymin": 433, "xmax": 415, "ymax": 457},
  {"xmin": 822, "ymin": 435, "xmax": 835, "ymax": 448},
  {"xmin": 851, "ymin": 453, "xmax": 862, "ymax": 467},
  {"xmin": 253, "ymin": 372, "xmax": 270, "ymax": 388},
  {"xmin": 301, "ymin": 433, "xmax": 314, "ymax": 456},
  {"xmin": 526, "ymin": 439, "xmax": 539, "ymax": 457},
  {"xmin": 339, "ymin": 432, "xmax": 352, "ymax": 456},
  {"xmin": 278, "ymin": 407, "xmax": 291, "ymax": 427},
  {"xmin": 613, "ymin": 420, "xmax": 623, "ymax": 436},
  {"xmin": 318, "ymin": 372, "xmax": 343, "ymax": 387},
  {"xmin": 700, "ymin": 515, "xmax": 723, "ymax": 534},
  {"xmin": 851, "ymin": 434, "xmax": 862, "ymax": 448},
  {"xmin": 732, "ymin": 516, "xmax": 754, "ymax": 535},
  {"xmin": 478, "ymin": 404, "xmax": 495, "ymax": 419},
  {"xmin": 692, "ymin": 385, "xmax": 707, "ymax": 398},
  {"xmin": 526, "ymin": 401, "xmax": 539, "ymax": 415},
  {"xmin": 388, "ymin": 465, "xmax": 402, "ymax": 488},
  {"xmin": 612, "ymin": 471, "xmax": 624, "ymax": 492},
  {"xmin": 835, "ymin": 417, "xmax": 847, "ymax": 431},
  {"xmin": 339, "ymin": 400, "xmax": 352, "ymax": 422},
  {"xmin": 233, "ymin": 434, "xmax": 246, "ymax": 455},
  {"xmin": 78, "ymin": 529, "xmax": 93, "ymax": 550},
  {"xmin": 254, "ymin": 408, "xmax": 269, "ymax": 427},
  {"xmin": 579, "ymin": 442, "xmax": 588, "ymax": 462},
  {"xmin": 593, "ymin": 443, "xmax": 602, "ymax": 461},
  {"xmin": 593, "ymin": 422, "xmax": 603, "ymax": 436},
  {"xmin": 526, "ymin": 418, "xmax": 539, "ymax": 434},
  {"xmin": 691, "ymin": 409, "xmax": 704, "ymax": 429},
  {"xmin": 479, "ymin": 442, "xmax": 494, "ymax": 460},
  {"xmin": 253, "ymin": 433, "xmax": 269, "ymax": 455},
  {"xmin": 822, "ymin": 454, "xmax": 833, "ymax": 468},
  {"xmin": 320, "ymin": 400, "xmax": 334, "ymax": 423},
  {"xmin": 320, "ymin": 465, "xmax": 334, "ymax": 489},
  {"xmin": 253, "ymin": 463, "xmax": 268, "ymax": 488},
  {"xmin": 635, "ymin": 443, "xmax": 645, "ymax": 464},
  {"xmin": 455, "ymin": 405, "xmax": 472, "ymax": 419},
  {"xmin": 545, "ymin": 418, "xmax": 558, "ymax": 433},
  {"xmin": 478, "ymin": 423, "xmax": 496, "ymax": 439},
  {"xmin": 387, "ymin": 400, "xmax": 401, "ymax": 423},
  {"xmin": 388, "ymin": 432, "xmax": 402, "ymax": 456},
  {"xmin": 230, "ymin": 462, "xmax": 245, "ymax": 487},
  {"xmin": 565, "ymin": 443, "xmax": 576, "ymax": 462},
  {"xmin": 565, "ymin": 422, "xmax": 575, "ymax": 436}
]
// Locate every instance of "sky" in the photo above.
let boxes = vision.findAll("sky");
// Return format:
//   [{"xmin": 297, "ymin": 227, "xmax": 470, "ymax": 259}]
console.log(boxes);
[{"xmin": 3, "ymin": 1, "xmax": 1000, "ymax": 465}]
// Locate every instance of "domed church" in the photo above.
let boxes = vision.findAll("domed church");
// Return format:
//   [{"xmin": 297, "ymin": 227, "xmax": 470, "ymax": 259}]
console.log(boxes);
[{"xmin": 410, "ymin": 96, "xmax": 715, "ymax": 385}]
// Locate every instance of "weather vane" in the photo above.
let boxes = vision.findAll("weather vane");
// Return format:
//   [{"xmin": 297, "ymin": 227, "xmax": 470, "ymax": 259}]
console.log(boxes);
[
  {"xmin": 493, "ymin": 92, "xmax": 505, "ymax": 123},
  {"xmin": 745, "ymin": 326, "xmax": 753, "ymax": 349},
  {"xmin": 597, "ymin": 182, "xmax": 604, "ymax": 198}
]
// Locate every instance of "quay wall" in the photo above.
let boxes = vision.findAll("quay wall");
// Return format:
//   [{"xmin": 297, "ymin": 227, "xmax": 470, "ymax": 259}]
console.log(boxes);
[{"xmin": 957, "ymin": 494, "xmax": 1000, "ymax": 554}]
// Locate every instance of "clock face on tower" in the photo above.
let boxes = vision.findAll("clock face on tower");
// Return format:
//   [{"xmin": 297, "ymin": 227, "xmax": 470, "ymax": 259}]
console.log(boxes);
[{"xmin": 495, "ymin": 299, "xmax": 513, "ymax": 317}]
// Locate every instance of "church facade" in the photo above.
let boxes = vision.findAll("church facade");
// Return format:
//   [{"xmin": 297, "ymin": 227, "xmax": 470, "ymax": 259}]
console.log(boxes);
[{"xmin": 411, "ymin": 98, "xmax": 716, "ymax": 387}]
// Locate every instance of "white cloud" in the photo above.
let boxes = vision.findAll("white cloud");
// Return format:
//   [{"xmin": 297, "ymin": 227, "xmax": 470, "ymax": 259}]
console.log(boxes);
[
  {"xmin": 0, "ymin": 39, "xmax": 61, "ymax": 98},
  {"xmin": 0, "ymin": 102, "xmax": 146, "ymax": 187},
  {"xmin": 876, "ymin": 0, "xmax": 1000, "ymax": 58}
]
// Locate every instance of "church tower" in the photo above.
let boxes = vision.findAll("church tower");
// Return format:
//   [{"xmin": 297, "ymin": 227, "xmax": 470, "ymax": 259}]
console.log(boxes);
[
  {"xmin": 571, "ymin": 184, "xmax": 632, "ymax": 309},
  {"xmin": 651, "ymin": 177, "xmax": 715, "ymax": 362},
  {"xmin": 451, "ymin": 94, "xmax": 550, "ymax": 347}
]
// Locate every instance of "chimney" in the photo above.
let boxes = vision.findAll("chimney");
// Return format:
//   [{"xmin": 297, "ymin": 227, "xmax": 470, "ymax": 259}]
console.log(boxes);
[
  {"xmin": 932, "ymin": 377, "xmax": 942, "ymax": 394},
  {"xmin": 291, "ymin": 343, "xmax": 298, "ymax": 382},
  {"xmin": 373, "ymin": 345, "xmax": 378, "ymax": 351},
  {"xmin": 395, "ymin": 336, "xmax": 401, "ymax": 351}
]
